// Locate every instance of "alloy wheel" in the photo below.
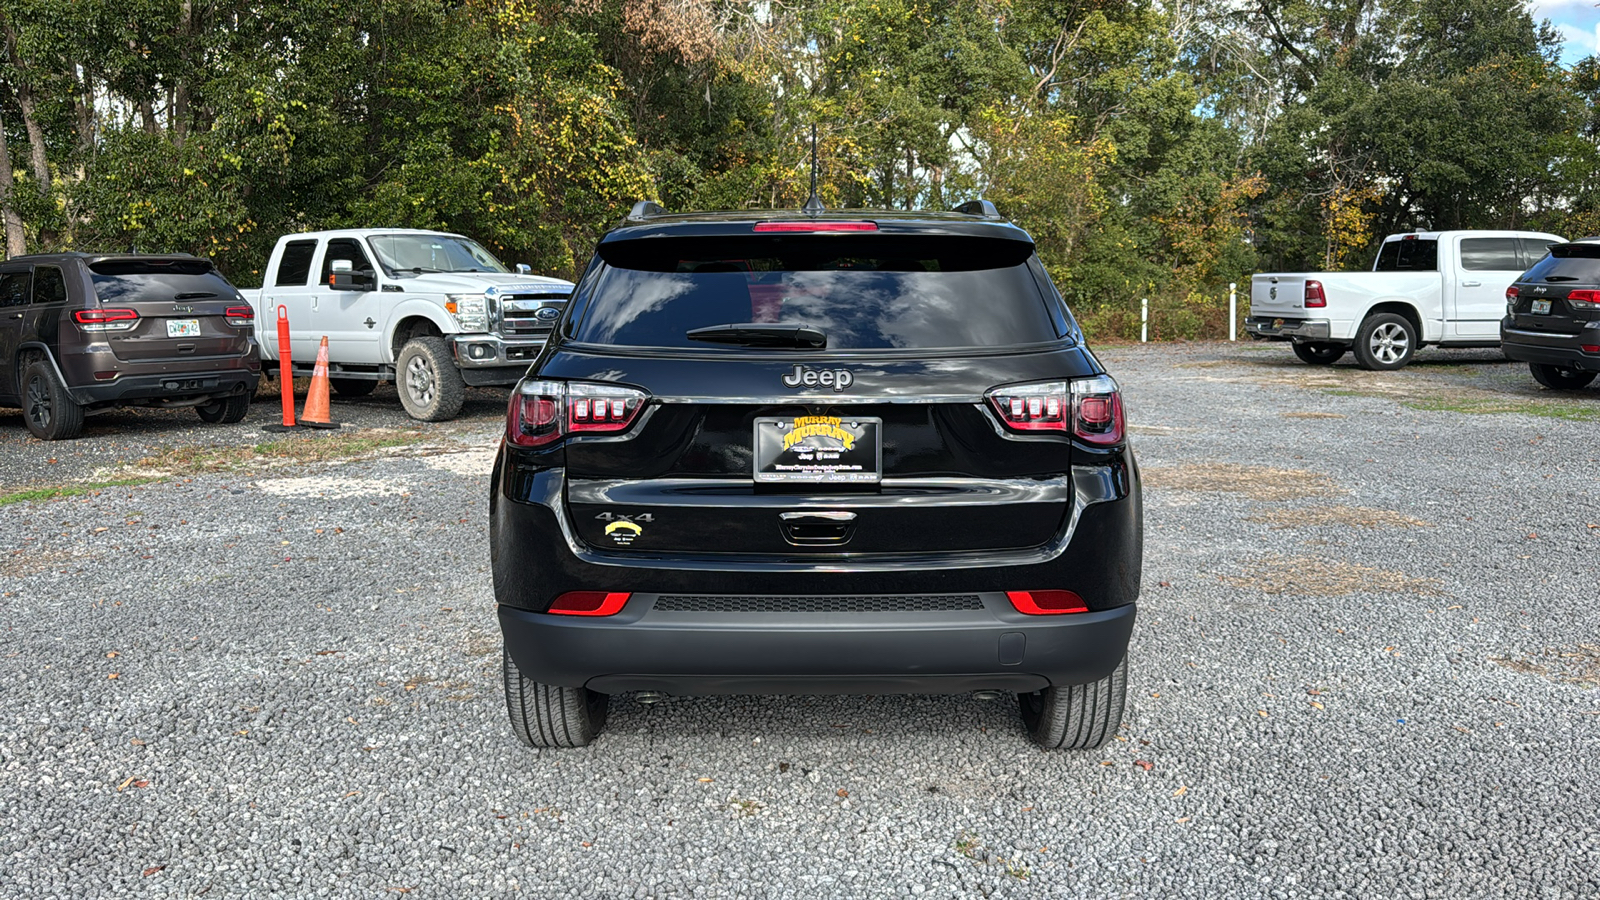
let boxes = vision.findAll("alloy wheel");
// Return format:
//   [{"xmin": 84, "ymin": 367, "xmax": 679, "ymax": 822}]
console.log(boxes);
[
  {"xmin": 25, "ymin": 375, "xmax": 51, "ymax": 430},
  {"xmin": 406, "ymin": 356, "xmax": 436, "ymax": 406},
  {"xmin": 1368, "ymin": 322, "xmax": 1410, "ymax": 364}
]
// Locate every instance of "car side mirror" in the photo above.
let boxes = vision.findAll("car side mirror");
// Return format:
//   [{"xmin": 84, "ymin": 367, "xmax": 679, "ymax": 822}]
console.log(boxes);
[
  {"xmin": 328, "ymin": 268, "xmax": 375, "ymax": 291},
  {"xmin": 516, "ymin": 263, "xmax": 532, "ymax": 275}
]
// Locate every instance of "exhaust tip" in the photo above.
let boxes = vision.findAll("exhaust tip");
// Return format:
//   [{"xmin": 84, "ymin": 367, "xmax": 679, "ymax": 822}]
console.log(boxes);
[
  {"xmin": 970, "ymin": 690, "xmax": 1006, "ymax": 702},
  {"xmin": 634, "ymin": 691, "xmax": 669, "ymax": 706}
]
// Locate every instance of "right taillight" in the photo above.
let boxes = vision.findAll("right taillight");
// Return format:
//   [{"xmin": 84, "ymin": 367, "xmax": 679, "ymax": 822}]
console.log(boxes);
[
  {"xmin": 73, "ymin": 308, "xmax": 140, "ymax": 332},
  {"xmin": 1506, "ymin": 285, "xmax": 1520, "ymax": 316},
  {"xmin": 1303, "ymin": 280, "xmax": 1327, "ymax": 308},
  {"xmin": 986, "ymin": 375, "xmax": 1125, "ymax": 445},
  {"xmin": 1566, "ymin": 289, "xmax": 1600, "ymax": 310},
  {"xmin": 506, "ymin": 380, "xmax": 650, "ymax": 448}
]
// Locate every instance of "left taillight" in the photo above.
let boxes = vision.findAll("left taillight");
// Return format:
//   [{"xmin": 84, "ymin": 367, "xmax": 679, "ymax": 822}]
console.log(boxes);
[
  {"xmin": 1303, "ymin": 280, "xmax": 1327, "ymax": 308},
  {"xmin": 986, "ymin": 375, "xmax": 1125, "ymax": 445},
  {"xmin": 506, "ymin": 379, "xmax": 650, "ymax": 448},
  {"xmin": 225, "ymin": 305, "xmax": 255, "ymax": 326},
  {"xmin": 72, "ymin": 308, "xmax": 140, "ymax": 332}
]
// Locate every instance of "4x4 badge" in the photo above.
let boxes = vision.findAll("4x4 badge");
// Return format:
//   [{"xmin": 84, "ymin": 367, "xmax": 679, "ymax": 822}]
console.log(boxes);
[{"xmin": 781, "ymin": 364, "xmax": 853, "ymax": 392}]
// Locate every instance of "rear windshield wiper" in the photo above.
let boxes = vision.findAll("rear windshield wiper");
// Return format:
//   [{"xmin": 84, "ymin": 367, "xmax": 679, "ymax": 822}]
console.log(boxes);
[{"xmin": 686, "ymin": 323, "xmax": 827, "ymax": 349}]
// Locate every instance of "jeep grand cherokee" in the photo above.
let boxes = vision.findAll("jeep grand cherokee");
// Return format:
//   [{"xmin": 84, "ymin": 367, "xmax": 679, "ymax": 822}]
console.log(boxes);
[{"xmin": 489, "ymin": 201, "xmax": 1142, "ymax": 749}]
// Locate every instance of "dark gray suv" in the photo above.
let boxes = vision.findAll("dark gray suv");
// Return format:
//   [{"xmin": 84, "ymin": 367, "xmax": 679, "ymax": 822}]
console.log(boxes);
[{"xmin": 0, "ymin": 253, "xmax": 261, "ymax": 440}]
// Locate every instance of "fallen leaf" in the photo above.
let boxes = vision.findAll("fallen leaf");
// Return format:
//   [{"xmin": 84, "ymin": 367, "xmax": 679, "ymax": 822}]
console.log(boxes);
[
  {"xmin": 1526, "ymin": 532, "xmax": 1538, "ymax": 540},
  {"xmin": 107, "ymin": 673, "xmax": 120, "ymax": 680},
  {"xmin": 836, "ymin": 789, "xmax": 849, "ymax": 798},
  {"xmin": 117, "ymin": 776, "xmax": 137, "ymax": 792},
  {"xmin": 132, "ymin": 780, "xmax": 149, "ymax": 789},
  {"xmin": 1099, "ymin": 761, "xmax": 1114, "ymax": 767},
  {"xmin": 581, "ymin": 841, "xmax": 592, "ymax": 848},
  {"xmin": 142, "ymin": 866, "xmax": 165, "ymax": 877},
  {"xmin": 105, "ymin": 651, "xmax": 118, "ymax": 658},
  {"xmin": 1172, "ymin": 785, "xmax": 1188, "ymax": 797},
  {"xmin": 1175, "ymin": 817, "xmax": 1190, "ymax": 823},
  {"xmin": 1134, "ymin": 760, "xmax": 1153, "ymax": 772},
  {"xmin": 1454, "ymin": 725, "xmax": 1471, "ymax": 734},
  {"xmin": 344, "ymin": 791, "xmax": 361, "ymax": 798},
  {"xmin": 1310, "ymin": 701, "xmax": 1324, "ymax": 710},
  {"xmin": 1257, "ymin": 709, "xmax": 1268, "ymax": 717},
  {"xmin": 130, "ymin": 738, "xmax": 145, "ymax": 746},
  {"xmin": 315, "ymin": 650, "xmax": 338, "ymax": 656},
  {"xmin": 697, "ymin": 777, "xmax": 713, "ymax": 783},
  {"xmin": 1158, "ymin": 581, "xmax": 1171, "ymax": 588}
]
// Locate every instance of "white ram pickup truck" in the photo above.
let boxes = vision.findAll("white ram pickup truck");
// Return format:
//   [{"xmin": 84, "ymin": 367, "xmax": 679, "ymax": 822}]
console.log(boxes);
[
  {"xmin": 1247, "ymin": 230, "xmax": 1563, "ymax": 370},
  {"xmin": 242, "ymin": 229, "xmax": 573, "ymax": 420}
]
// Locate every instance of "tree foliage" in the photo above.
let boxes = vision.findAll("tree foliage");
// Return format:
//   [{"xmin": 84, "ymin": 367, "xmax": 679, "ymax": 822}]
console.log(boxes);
[{"xmin": 3, "ymin": 0, "xmax": 1598, "ymax": 338}]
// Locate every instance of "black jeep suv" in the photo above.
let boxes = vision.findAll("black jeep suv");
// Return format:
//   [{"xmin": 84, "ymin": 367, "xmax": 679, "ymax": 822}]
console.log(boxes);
[
  {"xmin": 1, "ymin": 252, "xmax": 260, "ymax": 439},
  {"xmin": 1502, "ymin": 240, "xmax": 1600, "ymax": 390},
  {"xmin": 490, "ymin": 201, "xmax": 1141, "ymax": 749}
]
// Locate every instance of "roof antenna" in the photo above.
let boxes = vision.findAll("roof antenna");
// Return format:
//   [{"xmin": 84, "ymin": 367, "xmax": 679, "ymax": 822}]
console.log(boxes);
[{"xmin": 802, "ymin": 125, "xmax": 824, "ymax": 215}]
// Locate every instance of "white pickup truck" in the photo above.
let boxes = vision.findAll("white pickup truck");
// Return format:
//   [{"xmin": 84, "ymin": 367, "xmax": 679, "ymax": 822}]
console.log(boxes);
[
  {"xmin": 1247, "ymin": 229, "xmax": 1563, "ymax": 370},
  {"xmin": 242, "ymin": 229, "xmax": 574, "ymax": 420}
]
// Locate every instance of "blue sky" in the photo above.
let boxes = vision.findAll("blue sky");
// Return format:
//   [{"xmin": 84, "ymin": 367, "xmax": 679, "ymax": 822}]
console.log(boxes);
[{"xmin": 1534, "ymin": 0, "xmax": 1600, "ymax": 64}]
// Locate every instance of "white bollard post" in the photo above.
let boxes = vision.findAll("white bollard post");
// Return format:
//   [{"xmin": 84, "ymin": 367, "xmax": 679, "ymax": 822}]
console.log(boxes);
[
  {"xmin": 1229, "ymin": 282, "xmax": 1237, "ymax": 342},
  {"xmin": 1141, "ymin": 297, "xmax": 1149, "ymax": 343}
]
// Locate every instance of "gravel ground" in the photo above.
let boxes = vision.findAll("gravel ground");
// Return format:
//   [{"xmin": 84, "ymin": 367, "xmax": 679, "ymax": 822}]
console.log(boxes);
[{"xmin": 1, "ymin": 343, "xmax": 1597, "ymax": 898}]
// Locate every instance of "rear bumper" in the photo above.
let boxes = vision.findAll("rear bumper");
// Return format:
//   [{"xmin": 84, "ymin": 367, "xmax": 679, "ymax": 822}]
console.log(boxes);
[
  {"xmin": 1245, "ymin": 316, "xmax": 1332, "ymax": 342},
  {"xmin": 69, "ymin": 365, "xmax": 259, "ymax": 405},
  {"xmin": 1501, "ymin": 321, "xmax": 1600, "ymax": 371},
  {"xmin": 500, "ymin": 598, "xmax": 1136, "ymax": 694}
]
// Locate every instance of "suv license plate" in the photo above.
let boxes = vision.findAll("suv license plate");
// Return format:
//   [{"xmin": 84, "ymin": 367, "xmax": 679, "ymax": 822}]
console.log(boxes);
[
  {"xmin": 166, "ymin": 318, "xmax": 201, "ymax": 337},
  {"xmin": 1531, "ymin": 300, "xmax": 1552, "ymax": 314},
  {"xmin": 753, "ymin": 416, "xmax": 882, "ymax": 484}
]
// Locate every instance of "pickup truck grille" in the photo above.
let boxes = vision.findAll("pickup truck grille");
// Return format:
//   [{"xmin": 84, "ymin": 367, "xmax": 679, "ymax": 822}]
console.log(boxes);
[{"xmin": 497, "ymin": 293, "xmax": 569, "ymax": 340}]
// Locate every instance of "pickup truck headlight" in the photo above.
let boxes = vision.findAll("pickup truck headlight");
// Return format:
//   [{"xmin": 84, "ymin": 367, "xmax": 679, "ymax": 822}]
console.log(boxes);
[{"xmin": 446, "ymin": 294, "xmax": 488, "ymax": 332}]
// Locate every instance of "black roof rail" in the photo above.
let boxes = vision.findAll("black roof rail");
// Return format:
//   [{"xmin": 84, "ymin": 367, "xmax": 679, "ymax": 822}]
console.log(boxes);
[
  {"xmin": 954, "ymin": 199, "xmax": 1000, "ymax": 219},
  {"xmin": 627, "ymin": 200, "xmax": 669, "ymax": 221}
]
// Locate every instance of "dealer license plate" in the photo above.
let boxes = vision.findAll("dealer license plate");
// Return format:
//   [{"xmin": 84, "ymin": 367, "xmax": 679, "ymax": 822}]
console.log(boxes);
[
  {"xmin": 753, "ymin": 415, "xmax": 881, "ymax": 484},
  {"xmin": 166, "ymin": 318, "xmax": 201, "ymax": 337},
  {"xmin": 1531, "ymin": 300, "xmax": 1552, "ymax": 315}
]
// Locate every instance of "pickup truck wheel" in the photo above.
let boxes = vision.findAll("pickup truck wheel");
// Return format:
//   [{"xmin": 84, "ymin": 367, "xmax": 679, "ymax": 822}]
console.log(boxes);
[
  {"xmin": 330, "ymin": 377, "xmax": 378, "ymax": 398},
  {"xmin": 196, "ymin": 393, "xmax": 251, "ymax": 424},
  {"xmin": 1292, "ymin": 342, "xmax": 1345, "ymax": 365},
  {"xmin": 503, "ymin": 646, "xmax": 609, "ymax": 748},
  {"xmin": 1528, "ymin": 362, "xmax": 1597, "ymax": 390},
  {"xmin": 396, "ymin": 336, "xmax": 465, "ymax": 421},
  {"xmin": 22, "ymin": 361, "xmax": 85, "ymax": 441},
  {"xmin": 1018, "ymin": 653, "xmax": 1127, "ymax": 750},
  {"xmin": 1353, "ymin": 313, "xmax": 1417, "ymax": 370}
]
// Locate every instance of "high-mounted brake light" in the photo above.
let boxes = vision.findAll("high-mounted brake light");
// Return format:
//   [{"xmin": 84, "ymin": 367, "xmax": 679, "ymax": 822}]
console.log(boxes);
[
  {"xmin": 1566, "ymin": 289, "xmax": 1600, "ymax": 310},
  {"xmin": 985, "ymin": 375, "xmax": 1124, "ymax": 445},
  {"xmin": 1005, "ymin": 590, "xmax": 1089, "ymax": 615},
  {"xmin": 506, "ymin": 380, "xmax": 650, "ymax": 448},
  {"xmin": 547, "ymin": 592, "xmax": 631, "ymax": 616},
  {"xmin": 1303, "ymin": 280, "xmax": 1327, "ymax": 308},
  {"xmin": 73, "ymin": 308, "xmax": 140, "ymax": 332},
  {"xmin": 753, "ymin": 221, "xmax": 878, "ymax": 233}
]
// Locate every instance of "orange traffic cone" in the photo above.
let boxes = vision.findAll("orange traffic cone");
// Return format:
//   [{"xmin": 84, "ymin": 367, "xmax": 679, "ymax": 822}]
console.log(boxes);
[{"xmin": 299, "ymin": 336, "xmax": 339, "ymax": 429}]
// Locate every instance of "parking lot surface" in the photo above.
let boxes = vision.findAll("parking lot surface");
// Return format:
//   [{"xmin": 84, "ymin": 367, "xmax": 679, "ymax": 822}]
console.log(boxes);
[{"xmin": 2, "ymin": 345, "xmax": 1597, "ymax": 898}]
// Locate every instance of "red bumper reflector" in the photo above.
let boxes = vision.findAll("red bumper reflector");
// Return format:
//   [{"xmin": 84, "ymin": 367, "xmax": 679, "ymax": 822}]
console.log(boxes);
[
  {"xmin": 1582, "ymin": 345, "xmax": 1600, "ymax": 353},
  {"xmin": 94, "ymin": 371, "xmax": 118, "ymax": 381},
  {"xmin": 547, "ymin": 591, "xmax": 631, "ymax": 616},
  {"xmin": 1005, "ymin": 590, "xmax": 1089, "ymax": 615}
]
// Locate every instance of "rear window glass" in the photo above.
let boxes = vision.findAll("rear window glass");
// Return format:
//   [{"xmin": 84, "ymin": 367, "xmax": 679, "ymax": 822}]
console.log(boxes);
[
  {"xmin": 1519, "ymin": 243, "xmax": 1600, "ymax": 284},
  {"xmin": 574, "ymin": 235, "xmax": 1060, "ymax": 350},
  {"xmin": 1374, "ymin": 239, "xmax": 1438, "ymax": 271},
  {"xmin": 274, "ymin": 240, "xmax": 317, "ymax": 287},
  {"xmin": 90, "ymin": 259, "xmax": 238, "ymax": 304}
]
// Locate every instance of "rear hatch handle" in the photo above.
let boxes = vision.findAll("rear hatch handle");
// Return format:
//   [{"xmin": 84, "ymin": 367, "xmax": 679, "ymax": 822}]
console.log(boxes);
[{"xmin": 779, "ymin": 510, "xmax": 857, "ymax": 545}]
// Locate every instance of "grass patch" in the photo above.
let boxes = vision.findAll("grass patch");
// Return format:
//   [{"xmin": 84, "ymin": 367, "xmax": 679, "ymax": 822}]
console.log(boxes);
[
  {"xmin": 1246, "ymin": 505, "xmax": 1433, "ymax": 530},
  {"xmin": 0, "ymin": 477, "xmax": 158, "ymax": 508},
  {"xmin": 1490, "ymin": 645, "xmax": 1600, "ymax": 689},
  {"xmin": 134, "ymin": 429, "xmax": 430, "ymax": 476},
  {"xmin": 1401, "ymin": 398, "xmax": 1600, "ymax": 422},
  {"xmin": 1142, "ymin": 463, "xmax": 1344, "ymax": 501},
  {"xmin": 1221, "ymin": 554, "xmax": 1444, "ymax": 597}
]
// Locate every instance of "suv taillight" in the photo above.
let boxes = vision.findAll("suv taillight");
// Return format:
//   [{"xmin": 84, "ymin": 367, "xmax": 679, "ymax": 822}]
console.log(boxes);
[
  {"xmin": 225, "ymin": 305, "xmax": 255, "ymax": 326},
  {"xmin": 1506, "ymin": 285, "xmax": 1519, "ymax": 316},
  {"xmin": 1304, "ymin": 280, "xmax": 1327, "ymax": 308},
  {"xmin": 986, "ymin": 375, "xmax": 1125, "ymax": 445},
  {"xmin": 506, "ymin": 380, "xmax": 650, "ymax": 448},
  {"xmin": 1566, "ymin": 289, "xmax": 1600, "ymax": 310},
  {"xmin": 73, "ymin": 308, "xmax": 140, "ymax": 332}
]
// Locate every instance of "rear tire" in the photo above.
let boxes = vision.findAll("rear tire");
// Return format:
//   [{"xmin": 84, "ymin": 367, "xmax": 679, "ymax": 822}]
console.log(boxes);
[
  {"xmin": 196, "ymin": 393, "xmax": 251, "ymax": 424},
  {"xmin": 22, "ymin": 361, "xmax": 85, "ymax": 441},
  {"xmin": 1292, "ymin": 342, "xmax": 1345, "ymax": 365},
  {"xmin": 1528, "ymin": 362, "xmax": 1597, "ymax": 390},
  {"xmin": 396, "ymin": 336, "xmax": 465, "ymax": 421},
  {"xmin": 503, "ymin": 646, "xmax": 608, "ymax": 748},
  {"xmin": 331, "ymin": 377, "xmax": 377, "ymax": 398},
  {"xmin": 1352, "ymin": 313, "xmax": 1417, "ymax": 370},
  {"xmin": 1019, "ymin": 653, "xmax": 1127, "ymax": 750}
]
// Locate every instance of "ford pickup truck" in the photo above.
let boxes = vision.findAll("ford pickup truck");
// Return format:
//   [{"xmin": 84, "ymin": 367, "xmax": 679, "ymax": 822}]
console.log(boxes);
[
  {"xmin": 1247, "ymin": 230, "xmax": 1563, "ymax": 370},
  {"xmin": 242, "ymin": 229, "xmax": 573, "ymax": 420}
]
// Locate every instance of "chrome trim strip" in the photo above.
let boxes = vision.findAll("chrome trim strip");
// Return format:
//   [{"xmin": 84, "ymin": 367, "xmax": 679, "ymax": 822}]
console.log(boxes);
[
  {"xmin": 1503, "ymin": 327, "xmax": 1581, "ymax": 339},
  {"xmin": 565, "ymin": 474, "xmax": 1078, "ymax": 507},
  {"xmin": 652, "ymin": 394, "xmax": 984, "ymax": 404}
]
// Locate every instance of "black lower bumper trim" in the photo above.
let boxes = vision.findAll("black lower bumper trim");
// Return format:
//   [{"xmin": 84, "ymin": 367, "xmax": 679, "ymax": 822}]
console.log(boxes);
[
  {"xmin": 73, "ymin": 367, "xmax": 259, "ymax": 405},
  {"xmin": 499, "ymin": 596, "xmax": 1136, "ymax": 695}
]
